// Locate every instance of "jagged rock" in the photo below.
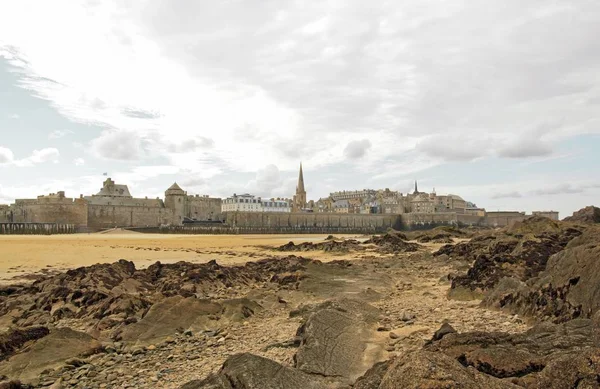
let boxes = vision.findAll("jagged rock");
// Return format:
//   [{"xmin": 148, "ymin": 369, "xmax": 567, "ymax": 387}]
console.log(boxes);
[
  {"xmin": 485, "ymin": 243, "xmax": 600, "ymax": 322},
  {"xmin": 0, "ymin": 256, "xmax": 319, "ymax": 335},
  {"xmin": 0, "ymin": 328, "xmax": 99, "ymax": 384},
  {"xmin": 179, "ymin": 353, "xmax": 321, "ymax": 389},
  {"xmin": 294, "ymin": 298, "xmax": 385, "ymax": 383},
  {"xmin": 422, "ymin": 318, "xmax": 599, "ymax": 385},
  {"xmin": 277, "ymin": 239, "xmax": 364, "ymax": 253},
  {"xmin": 362, "ymin": 351, "xmax": 519, "ymax": 389},
  {"xmin": 364, "ymin": 233, "xmax": 420, "ymax": 253},
  {"xmin": 442, "ymin": 217, "xmax": 583, "ymax": 298},
  {"xmin": 563, "ymin": 205, "xmax": 600, "ymax": 224}
]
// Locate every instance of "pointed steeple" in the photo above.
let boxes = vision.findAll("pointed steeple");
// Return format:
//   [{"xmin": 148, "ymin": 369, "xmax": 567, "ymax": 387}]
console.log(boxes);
[{"xmin": 297, "ymin": 163, "xmax": 305, "ymax": 192}]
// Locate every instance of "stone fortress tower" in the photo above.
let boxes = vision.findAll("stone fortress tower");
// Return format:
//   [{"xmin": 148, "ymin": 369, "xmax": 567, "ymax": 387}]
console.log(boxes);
[
  {"xmin": 164, "ymin": 183, "xmax": 187, "ymax": 225},
  {"xmin": 293, "ymin": 163, "xmax": 307, "ymax": 212}
]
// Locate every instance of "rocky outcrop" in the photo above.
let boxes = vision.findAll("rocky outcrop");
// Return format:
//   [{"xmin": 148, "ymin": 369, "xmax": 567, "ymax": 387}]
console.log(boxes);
[
  {"xmin": 179, "ymin": 353, "xmax": 322, "ymax": 389},
  {"xmin": 364, "ymin": 232, "xmax": 420, "ymax": 253},
  {"xmin": 422, "ymin": 318, "xmax": 600, "ymax": 385},
  {"xmin": 563, "ymin": 205, "xmax": 600, "ymax": 224},
  {"xmin": 0, "ymin": 256, "xmax": 319, "ymax": 336},
  {"xmin": 377, "ymin": 351, "xmax": 519, "ymax": 389},
  {"xmin": 485, "ymin": 243, "xmax": 600, "ymax": 322},
  {"xmin": 277, "ymin": 239, "xmax": 364, "ymax": 253},
  {"xmin": 440, "ymin": 217, "xmax": 582, "ymax": 298}
]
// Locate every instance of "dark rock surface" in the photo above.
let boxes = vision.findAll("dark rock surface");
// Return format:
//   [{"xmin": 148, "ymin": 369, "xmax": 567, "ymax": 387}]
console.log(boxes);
[
  {"xmin": 0, "ymin": 327, "xmax": 49, "ymax": 362},
  {"xmin": 485, "ymin": 242, "xmax": 600, "ymax": 322},
  {"xmin": 440, "ymin": 217, "xmax": 583, "ymax": 298},
  {"xmin": 364, "ymin": 232, "xmax": 420, "ymax": 253},
  {"xmin": 277, "ymin": 239, "xmax": 364, "ymax": 253},
  {"xmin": 179, "ymin": 353, "xmax": 322, "ymax": 389},
  {"xmin": 0, "ymin": 256, "xmax": 319, "ymax": 336}
]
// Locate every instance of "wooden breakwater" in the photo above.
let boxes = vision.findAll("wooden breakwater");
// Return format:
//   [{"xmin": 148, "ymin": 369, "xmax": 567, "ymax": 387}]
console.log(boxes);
[
  {"xmin": 0, "ymin": 223, "xmax": 77, "ymax": 235},
  {"xmin": 128, "ymin": 225, "xmax": 390, "ymax": 235}
]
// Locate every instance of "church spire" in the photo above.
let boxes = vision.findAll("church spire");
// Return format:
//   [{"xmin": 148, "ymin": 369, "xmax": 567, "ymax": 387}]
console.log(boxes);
[
  {"xmin": 414, "ymin": 180, "xmax": 418, "ymax": 194},
  {"xmin": 297, "ymin": 162, "xmax": 305, "ymax": 192}
]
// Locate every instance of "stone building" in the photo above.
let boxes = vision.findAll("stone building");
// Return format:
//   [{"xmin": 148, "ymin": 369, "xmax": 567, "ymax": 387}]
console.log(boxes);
[
  {"xmin": 221, "ymin": 193, "xmax": 291, "ymax": 213},
  {"xmin": 1, "ymin": 178, "xmax": 222, "ymax": 229}
]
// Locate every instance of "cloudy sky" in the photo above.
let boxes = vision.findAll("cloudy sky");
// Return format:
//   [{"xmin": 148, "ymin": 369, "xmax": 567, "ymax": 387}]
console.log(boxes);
[{"xmin": 1, "ymin": 0, "xmax": 599, "ymax": 218}]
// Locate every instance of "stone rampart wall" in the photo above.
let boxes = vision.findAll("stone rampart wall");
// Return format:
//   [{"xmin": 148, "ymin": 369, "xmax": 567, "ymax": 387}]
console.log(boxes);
[
  {"xmin": 224, "ymin": 211, "xmax": 402, "ymax": 230},
  {"xmin": 486, "ymin": 214, "xmax": 527, "ymax": 228},
  {"xmin": 87, "ymin": 205, "xmax": 175, "ymax": 229},
  {"xmin": 10, "ymin": 201, "xmax": 88, "ymax": 227},
  {"xmin": 186, "ymin": 197, "xmax": 222, "ymax": 221},
  {"xmin": 0, "ymin": 223, "xmax": 77, "ymax": 235}
]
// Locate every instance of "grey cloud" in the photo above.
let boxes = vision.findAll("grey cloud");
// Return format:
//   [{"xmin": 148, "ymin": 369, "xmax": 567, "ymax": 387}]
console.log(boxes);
[
  {"xmin": 121, "ymin": 108, "xmax": 161, "ymax": 119},
  {"xmin": 497, "ymin": 138, "xmax": 553, "ymax": 159},
  {"xmin": 533, "ymin": 184, "xmax": 584, "ymax": 196},
  {"xmin": 167, "ymin": 137, "xmax": 215, "ymax": 153},
  {"xmin": 344, "ymin": 139, "xmax": 371, "ymax": 159},
  {"xmin": 491, "ymin": 191, "xmax": 522, "ymax": 199},
  {"xmin": 124, "ymin": 0, "xmax": 600, "ymax": 147},
  {"xmin": 90, "ymin": 130, "xmax": 145, "ymax": 160},
  {"xmin": 416, "ymin": 136, "xmax": 486, "ymax": 162}
]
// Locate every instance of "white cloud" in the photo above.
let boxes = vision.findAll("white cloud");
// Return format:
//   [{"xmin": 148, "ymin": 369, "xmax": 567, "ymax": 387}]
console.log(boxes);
[
  {"xmin": 0, "ymin": 146, "xmax": 14, "ymax": 164},
  {"xmin": 9, "ymin": 113, "xmax": 19, "ymax": 119},
  {"xmin": 13, "ymin": 148, "xmax": 60, "ymax": 167},
  {"xmin": 73, "ymin": 157, "xmax": 85, "ymax": 166}
]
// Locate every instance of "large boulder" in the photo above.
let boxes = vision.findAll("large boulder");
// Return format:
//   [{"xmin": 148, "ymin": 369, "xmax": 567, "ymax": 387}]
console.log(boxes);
[
  {"xmin": 442, "ymin": 218, "xmax": 583, "ymax": 299},
  {"xmin": 563, "ymin": 206, "xmax": 600, "ymax": 224},
  {"xmin": 422, "ymin": 318, "xmax": 599, "ymax": 386},
  {"xmin": 0, "ymin": 327, "xmax": 99, "ymax": 384},
  {"xmin": 293, "ymin": 298, "xmax": 385, "ymax": 384},
  {"xmin": 119, "ymin": 296, "xmax": 261, "ymax": 345},
  {"xmin": 179, "ymin": 353, "xmax": 321, "ymax": 389},
  {"xmin": 485, "ymin": 243, "xmax": 600, "ymax": 322},
  {"xmin": 355, "ymin": 351, "xmax": 518, "ymax": 389}
]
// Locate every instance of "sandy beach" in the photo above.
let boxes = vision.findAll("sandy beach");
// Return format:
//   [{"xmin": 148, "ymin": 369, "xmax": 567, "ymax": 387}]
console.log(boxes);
[{"xmin": 0, "ymin": 232, "xmax": 361, "ymax": 284}]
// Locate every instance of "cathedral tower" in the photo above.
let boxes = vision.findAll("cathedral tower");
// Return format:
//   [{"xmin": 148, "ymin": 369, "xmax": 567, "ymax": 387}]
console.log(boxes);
[{"xmin": 293, "ymin": 163, "xmax": 307, "ymax": 212}]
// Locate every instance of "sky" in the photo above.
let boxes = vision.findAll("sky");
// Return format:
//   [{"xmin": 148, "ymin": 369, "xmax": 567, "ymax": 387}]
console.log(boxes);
[{"xmin": 0, "ymin": 0, "xmax": 599, "ymax": 219}]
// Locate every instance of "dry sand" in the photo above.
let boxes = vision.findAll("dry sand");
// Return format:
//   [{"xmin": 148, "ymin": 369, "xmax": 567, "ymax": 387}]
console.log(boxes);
[{"xmin": 0, "ymin": 232, "xmax": 361, "ymax": 284}]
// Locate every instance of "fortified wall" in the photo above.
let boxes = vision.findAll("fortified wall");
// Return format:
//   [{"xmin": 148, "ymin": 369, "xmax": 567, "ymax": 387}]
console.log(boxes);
[
  {"xmin": 9, "ymin": 192, "xmax": 88, "ymax": 227},
  {"xmin": 0, "ymin": 179, "xmax": 223, "ymax": 230},
  {"xmin": 224, "ymin": 211, "xmax": 402, "ymax": 231}
]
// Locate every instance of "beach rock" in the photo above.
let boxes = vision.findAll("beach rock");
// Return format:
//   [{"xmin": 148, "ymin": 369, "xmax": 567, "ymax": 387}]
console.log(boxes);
[
  {"xmin": 179, "ymin": 353, "xmax": 321, "ymax": 389},
  {"xmin": 442, "ymin": 217, "xmax": 582, "ymax": 298},
  {"xmin": 485, "ymin": 243, "xmax": 600, "ymax": 322},
  {"xmin": 364, "ymin": 233, "xmax": 420, "ymax": 253},
  {"xmin": 563, "ymin": 205, "xmax": 600, "ymax": 224},
  {"xmin": 294, "ymin": 298, "xmax": 385, "ymax": 383},
  {"xmin": 0, "ymin": 328, "xmax": 99, "ymax": 384}
]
